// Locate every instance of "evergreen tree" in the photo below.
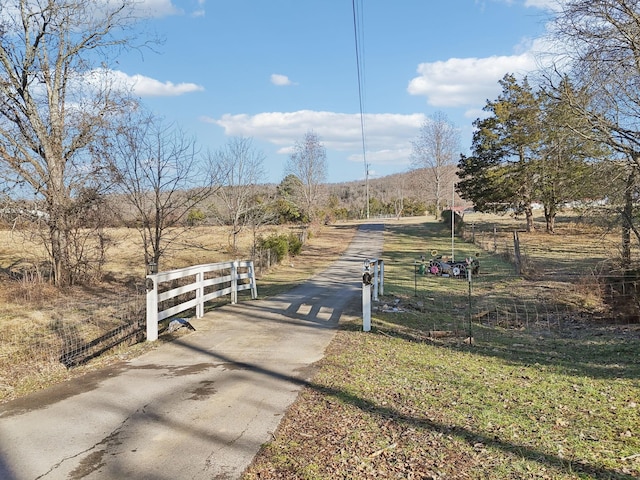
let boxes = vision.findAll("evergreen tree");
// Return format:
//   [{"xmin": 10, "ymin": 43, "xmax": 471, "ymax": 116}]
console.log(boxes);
[{"xmin": 457, "ymin": 74, "xmax": 541, "ymax": 231}]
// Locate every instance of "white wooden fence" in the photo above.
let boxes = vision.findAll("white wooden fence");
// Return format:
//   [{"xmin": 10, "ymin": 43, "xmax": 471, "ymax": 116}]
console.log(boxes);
[{"xmin": 145, "ymin": 260, "xmax": 257, "ymax": 341}]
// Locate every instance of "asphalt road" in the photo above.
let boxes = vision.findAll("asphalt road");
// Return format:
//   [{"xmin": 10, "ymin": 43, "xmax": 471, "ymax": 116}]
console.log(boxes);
[{"xmin": 0, "ymin": 223, "xmax": 384, "ymax": 480}]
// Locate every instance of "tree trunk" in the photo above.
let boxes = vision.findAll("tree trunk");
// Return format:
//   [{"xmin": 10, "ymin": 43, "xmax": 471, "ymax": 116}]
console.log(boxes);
[
  {"xmin": 525, "ymin": 206, "xmax": 534, "ymax": 233},
  {"xmin": 622, "ymin": 168, "xmax": 635, "ymax": 264},
  {"xmin": 434, "ymin": 175, "xmax": 441, "ymax": 219},
  {"xmin": 49, "ymin": 222, "xmax": 68, "ymax": 286},
  {"xmin": 544, "ymin": 205, "xmax": 556, "ymax": 233},
  {"xmin": 47, "ymin": 160, "xmax": 74, "ymax": 286}
]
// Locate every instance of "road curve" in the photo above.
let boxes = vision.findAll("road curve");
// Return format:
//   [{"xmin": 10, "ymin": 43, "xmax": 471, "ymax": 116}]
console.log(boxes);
[{"xmin": 0, "ymin": 223, "xmax": 384, "ymax": 480}]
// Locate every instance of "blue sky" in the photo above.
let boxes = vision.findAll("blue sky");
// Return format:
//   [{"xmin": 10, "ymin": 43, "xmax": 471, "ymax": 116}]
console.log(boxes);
[{"xmin": 114, "ymin": 0, "xmax": 557, "ymax": 184}]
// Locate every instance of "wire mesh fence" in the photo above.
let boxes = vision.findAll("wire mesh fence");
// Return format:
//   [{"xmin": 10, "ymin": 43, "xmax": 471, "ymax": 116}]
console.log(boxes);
[
  {"xmin": 0, "ymin": 293, "xmax": 146, "ymax": 401},
  {"xmin": 376, "ymin": 217, "xmax": 640, "ymax": 345}
]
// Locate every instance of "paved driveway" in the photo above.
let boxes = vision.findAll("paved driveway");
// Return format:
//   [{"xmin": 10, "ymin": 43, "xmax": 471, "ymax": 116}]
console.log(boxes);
[{"xmin": 0, "ymin": 223, "xmax": 383, "ymax": 480}]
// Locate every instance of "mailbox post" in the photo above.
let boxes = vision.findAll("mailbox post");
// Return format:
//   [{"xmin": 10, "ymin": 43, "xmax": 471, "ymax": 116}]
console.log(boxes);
[{"xmin": 362, "ymin": 261, "xmax": 372, "ymax": 332}]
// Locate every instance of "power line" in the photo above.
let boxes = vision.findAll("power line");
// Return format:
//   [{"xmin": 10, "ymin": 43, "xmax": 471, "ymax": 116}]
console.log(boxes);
[{"xmin": 352, "ymin": 0, "xmax": 369, "ymax": 219}]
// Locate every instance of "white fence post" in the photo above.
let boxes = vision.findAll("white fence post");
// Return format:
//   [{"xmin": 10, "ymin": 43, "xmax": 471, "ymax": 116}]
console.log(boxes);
[
  {"xmin": 196, "ymin": 269, "xmax": 204, "ymax": 318},
  {"xmin": 146, "ymin": 275, "xmax": 159, "ymax": 341},
  {"xmin": 372, "ymin": 260, "xmax": 379, "ymax": 301},
  {"xmin": 362, "ymin": 258, "xmax": 384, "ymax": 332},
  {"xmin": 362, "ymin": 282, "xmax": 371, "ymax": 332},
  {"xmin": 249, "ymin": 261, "xmax": 258, "ymax": 299},
  {"xmin": 231, "ymin": 261, "xmax": 238, "ymax": 304},
  {"xmin": 362, "ymin": 260, "xmax": 372, "ymax": 332}
]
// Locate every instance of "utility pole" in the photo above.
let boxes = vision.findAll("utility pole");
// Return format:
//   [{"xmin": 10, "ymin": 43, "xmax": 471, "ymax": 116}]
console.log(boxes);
[{"xmin": 365, "ymin": 163, "xmax": 370, "ymax": 219}]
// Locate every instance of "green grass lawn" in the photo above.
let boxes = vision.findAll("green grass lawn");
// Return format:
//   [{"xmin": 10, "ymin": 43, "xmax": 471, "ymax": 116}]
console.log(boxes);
[{"xmin": 244, "ymin": 217, "xmax": 640, "ymax": 479}]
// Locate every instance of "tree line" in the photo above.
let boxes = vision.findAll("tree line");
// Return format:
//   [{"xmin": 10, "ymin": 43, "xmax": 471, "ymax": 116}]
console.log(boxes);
[
  {"xmin": 457, "ymin": 74, "xmax": 609, "ymax": 234},
  {"xmin": 409, "ymin": 1, "xmax": 640, "ymax": 271}
]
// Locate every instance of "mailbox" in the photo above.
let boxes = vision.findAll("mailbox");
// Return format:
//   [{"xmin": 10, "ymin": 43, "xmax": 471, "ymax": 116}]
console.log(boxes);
[{"xmin": 363, "ymin": 261, "xmax": 373, "ymax": 285}]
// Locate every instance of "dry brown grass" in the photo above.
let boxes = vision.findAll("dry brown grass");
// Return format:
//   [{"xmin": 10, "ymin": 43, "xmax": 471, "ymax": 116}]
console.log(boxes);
[
  {"xmin": 0, "ymin": 221, "xmax": 360, "ymax": 403},
  {"xmin": 463, "ymin": 211, "xmax": 626, "ymax": 277},
  {"xmin": 459, "ymin": 211, "xmax": 640, "ymax": 319}
]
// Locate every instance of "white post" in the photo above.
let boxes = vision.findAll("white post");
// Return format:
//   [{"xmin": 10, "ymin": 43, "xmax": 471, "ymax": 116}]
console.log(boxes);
[
  {"xmin": 146, "ymin": 275, "xmax": 159, "ymax": 341},
  {"xmin": 196, "ymin": 269, "xmax": 204, "ymax": 318},
  {"xmin": 362, "ymin": 282, "xmax": 371, "ymax": 332},
  {"xmin": 379, "ymin": 260, "xmax": 384, "ymax": 296},
  {"xmin": 249, "ymin": 261, "xmax": 258, "ymax": 299},
  {"xmin": 231, "ymin": 261, "xmax": 238, "ymax": 304},
  {"xmin": 451, "ymin": 183, "xmax": 455, "ymax": 262},
  {"xmin": 372, "ymin": 260, "xmax": 379, "ymax": 301}
]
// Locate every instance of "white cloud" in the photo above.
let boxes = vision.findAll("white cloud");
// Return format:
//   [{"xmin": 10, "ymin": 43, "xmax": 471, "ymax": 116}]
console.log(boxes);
[
  {"xmin": 118, "ymin": 0, "xmax": 182, "ymax": 18},
  {"xmin": 270, "ymin": 74, "xmax": 295, "ymax": 86},
  {"xmin": 136, "ymin": 0, "xmax": 183, "ymax": 18},
  {"xmin": 0, "ymin": 0, "xmax": 183, "ymax": 24},
  {"xmin": 408, "ymin": 53, "xmax": 538, "ymax": 108},
  {"xmin": 117, "ymin": 0, "xmax": 209, "ymax": 18},
  {"xmin": 191, "ymin": 0, "xmax": 206, "ymax": 17},
  {"xmin": 108, "ymin": 70, "xmax": 204, "ymax": 97},
  {"xmin": 524, "ymin": 0, "xmax": 560, "ymax": 10},
  {"xmin": 204, "ymin": 110, "xmax": 425, "ymax": 167},
  {"xmin": 486, "ymin": 0, "xmax": 559, "ymax": 9},
  {"xmin": 406, "ymin": 36, "xmax": 564, "ymax": 123},
  {"xmin": 276, "ymin": 145, "xmax": 296, "ymax": 156}
]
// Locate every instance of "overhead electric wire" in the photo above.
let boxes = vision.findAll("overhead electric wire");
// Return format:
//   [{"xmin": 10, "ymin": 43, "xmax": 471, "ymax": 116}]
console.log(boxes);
[{"xmin": 352, "ymin": 0, "xmax": 369, "ymax": 218}]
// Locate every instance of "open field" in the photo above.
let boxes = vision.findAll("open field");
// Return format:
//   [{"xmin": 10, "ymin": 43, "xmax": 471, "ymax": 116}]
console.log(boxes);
[
  {"xmin": 244, "ymin": 214, "xmax": 640, "ymax": 479},
  {"xmin": 462, "ymin": 211, "xmax": 623, "ymax": 278}
]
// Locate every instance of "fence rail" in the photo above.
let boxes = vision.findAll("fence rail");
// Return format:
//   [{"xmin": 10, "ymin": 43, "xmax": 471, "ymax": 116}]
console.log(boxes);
[{"xmin": 145, "ymin": 260, "xmax": 257, "ymax": 341}]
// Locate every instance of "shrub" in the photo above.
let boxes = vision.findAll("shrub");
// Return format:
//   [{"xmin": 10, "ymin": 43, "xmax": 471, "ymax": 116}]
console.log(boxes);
[
  {"xmin": 259, "ymin": 234, "xmax": 289, "ymax": 262},
  {"xmin": 288, "ymin": 233, "xmax": 303, "ymax": 256},
  {"xmin": 258, "ymin": 232, "xmax": 304, "ymax": 262},
  {"xmin": 440, "ymin": 209, "xmax": 464, "ymax": 234},
  {"xmin": 186, "ymin": 208, "xmax": 206, "ymax": 226},
  {"xmin": 402, "ymin": 198, "xmax": 428, "ymax": 217}
]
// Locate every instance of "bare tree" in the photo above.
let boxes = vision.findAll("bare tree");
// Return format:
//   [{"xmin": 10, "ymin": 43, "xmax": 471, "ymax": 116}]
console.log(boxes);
[
  {"xmin": 110, "ymin": 113, "xmax": 216, "ymax": 272},
  {"xmin": 546, "ymin": 0, "xmax": 640, "ymax": 153},
  {"xmin": 211, "ymin": 137, "xmax": 266, "ymax": 252},
  {"xmin": 410, "ymin": 111, "xmax": 460, "ymax": 216},
  {"xmin": 286, "ymin": 131, "xmax": 328, "ymax": 222},
  {"xmin": 0, "ymin": 0, "xmax": 144, "ymax": 285},
  {"xmin": 244, "ymin": 193, "xmax": 278, "ymax": 257}
]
